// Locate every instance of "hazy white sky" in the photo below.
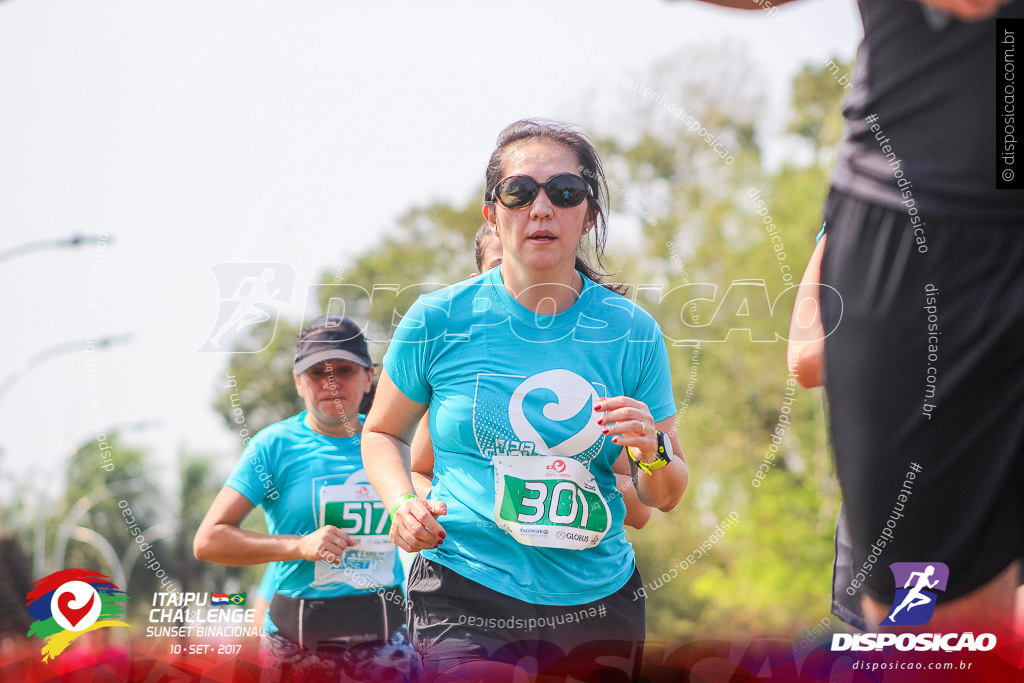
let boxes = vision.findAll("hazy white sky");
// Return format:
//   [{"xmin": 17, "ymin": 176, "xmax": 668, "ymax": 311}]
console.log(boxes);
[{"xmin": 0, "ymin": 0, "xmax": 860, "ymax": 513}]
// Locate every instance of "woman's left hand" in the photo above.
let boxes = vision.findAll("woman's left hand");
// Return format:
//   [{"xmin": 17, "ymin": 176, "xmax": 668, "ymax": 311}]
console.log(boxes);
[{"xmin": 595, "ymin": 396, "xmax": 657, "ymax": 462}]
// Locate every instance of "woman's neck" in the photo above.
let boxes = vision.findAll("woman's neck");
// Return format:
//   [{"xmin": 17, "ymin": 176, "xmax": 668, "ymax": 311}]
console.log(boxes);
[
  {"xmin": 306, "ymin": 412, "xmax": 361, "ymax": 438},
  {"xmin": 499, "ymin": 263, "xmax": 583, "ymax": 316}
]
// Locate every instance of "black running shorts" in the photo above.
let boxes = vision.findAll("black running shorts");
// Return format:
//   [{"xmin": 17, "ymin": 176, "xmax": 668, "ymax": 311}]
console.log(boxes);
[
  {"xmin": 820, "ymin": 190, "xmax": 1024, "ymax": 604},
  {"xmin": 406, "ymin": 554, "xmax": 645, "ymax": 679}
]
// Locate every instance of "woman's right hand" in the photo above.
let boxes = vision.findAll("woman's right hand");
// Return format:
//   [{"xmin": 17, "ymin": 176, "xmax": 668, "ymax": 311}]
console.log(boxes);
[
  {"xmin": 298, "ymin": 525, "xmax": 356, "ymax": 565},
  {"xmin": 390, "ymin": 496, "xmax": 448, "ymax": 552}
]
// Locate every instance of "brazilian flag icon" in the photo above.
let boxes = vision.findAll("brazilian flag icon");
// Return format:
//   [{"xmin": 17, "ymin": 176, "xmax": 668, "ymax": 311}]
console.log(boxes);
[{"xmin": 228, "ymin": 593, "xmax": 246, "ymax": 606}]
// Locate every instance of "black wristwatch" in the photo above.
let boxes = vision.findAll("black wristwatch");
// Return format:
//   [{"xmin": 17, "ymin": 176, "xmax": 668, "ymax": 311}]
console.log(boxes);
[{"xmin": 630, "ymin": 431, "xmax": 674, "ymax": 475}]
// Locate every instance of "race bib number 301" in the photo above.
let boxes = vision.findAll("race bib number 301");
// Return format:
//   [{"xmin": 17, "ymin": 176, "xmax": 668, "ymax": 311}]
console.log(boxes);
[{"xmin": 493, "ymin": 455, "xmax": 610, "ymax": 550}]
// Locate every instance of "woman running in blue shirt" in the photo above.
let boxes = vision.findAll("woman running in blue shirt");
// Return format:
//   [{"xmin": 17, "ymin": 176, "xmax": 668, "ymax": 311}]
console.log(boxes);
[
  {"xmin": 195, "ymin": 316, "xmax": 419, "ymax": 682},
  {"xmin": 363, "ymin": 120, "xmax": 688, "ymax": 679}
]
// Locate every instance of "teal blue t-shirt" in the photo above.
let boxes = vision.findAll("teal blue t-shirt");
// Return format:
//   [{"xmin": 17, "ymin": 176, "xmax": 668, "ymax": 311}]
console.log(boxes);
[
  {"xmin": 225, "ymin": 413, "xmax": 403, "ymax": 632},
  {"xmin": 383, "ymin": 267, "xmax": 675, "ymax": 606}
]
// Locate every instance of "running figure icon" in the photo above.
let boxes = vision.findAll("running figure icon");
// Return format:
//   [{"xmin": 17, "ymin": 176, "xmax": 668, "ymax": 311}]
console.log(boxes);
[
  {"xmin": 209, "ymin": 267, "xmax": 281, "ymax": 347},
  {"xmin": 886, "ymin": 565, "xmax": 939, "ymax": 623},
  {"xmin": 199, "ymin": 263, "xmax": 295, "ymax": 353}
]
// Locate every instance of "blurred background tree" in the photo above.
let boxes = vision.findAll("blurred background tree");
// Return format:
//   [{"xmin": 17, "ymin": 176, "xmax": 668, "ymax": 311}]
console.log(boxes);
[
  {"xmin": 168, "ymin": 450, "xmax": 266, "ymax": 601},
  {"xmin": 44, "ymin": 434, "xmax": 165, "ymax": 622},
  {"xmin": 43, "ymin": 435, "xmax": 262, "ymax": 621},
  {"xmin": 212, "ymin": 319, "xmax": 305, "ymax": 436},
  {"xmin": 594, "ymin": 48, "xmax": 850, "ymax": 640}
]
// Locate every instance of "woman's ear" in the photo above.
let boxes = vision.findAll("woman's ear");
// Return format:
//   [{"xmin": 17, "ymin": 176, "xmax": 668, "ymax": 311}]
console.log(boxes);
[
  {"xmin": 584, "ymin": 202, "xmax": 597, "ymax": 234},
  {"xmin": 482, "ymin": 204, "xmax": 499, "ymax": 238}
]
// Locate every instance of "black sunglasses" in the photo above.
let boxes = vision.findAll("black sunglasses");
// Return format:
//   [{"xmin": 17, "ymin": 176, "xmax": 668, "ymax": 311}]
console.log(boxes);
[{"xmin": 488, "ymin": 173, "xmax": 593, "ymax": 210}]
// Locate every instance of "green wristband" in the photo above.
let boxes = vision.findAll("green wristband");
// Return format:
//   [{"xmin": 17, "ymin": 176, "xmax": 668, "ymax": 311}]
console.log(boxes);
[{"xmin": 389, "ymin": 493, "xmax": 417, "ymax": 520}]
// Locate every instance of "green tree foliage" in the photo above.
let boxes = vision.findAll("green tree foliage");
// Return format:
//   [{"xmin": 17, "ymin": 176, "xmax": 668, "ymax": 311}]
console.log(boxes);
[
  {"xmin": 40, "ymin": 435, "xmax": 266, "ymax": 622},
  {"xmin": 211, "ymin": 198, "xmax": 484, "ymax": 430},
  {"xmin": 208, "ymin": 322, "xmax": 300, "ymax": 598},
  {"xmin": 168, "ymin": 451, "xmax": 266, "ymax": 599},
  {"xmin": 314, "ymin": 197, "xmax": 486, "ymax": 350},
  {"xmin": 0, "ymin": 534, "xmax": 34, "ymax": 638},
  {"xmin": 620, "ymin": 52, "xmax": 845, "ymax": 640},
  {"xmin": 212, "ymin": 319, "xmax": 304, "ymax": 436},
  {"xmin": 788, "ymin": 57, "xmax": 853, "ymax": 165}
]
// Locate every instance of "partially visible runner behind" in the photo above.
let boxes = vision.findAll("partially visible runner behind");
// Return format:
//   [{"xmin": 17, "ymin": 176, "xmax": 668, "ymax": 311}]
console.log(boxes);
[
  {"xmin": 789, "ymin": 229, "xmax": 1024, "ymax": 631},
  {"xmin": 695, "ymin": 0, "xmax": 1024, "ymax": 632},
  {"xmin": 787, "ymin": 230, "xmax": 867, "ymax": 631},
  {"xmin": 194, "ymin": 317, "xmax": 420, "ymax": 683},
  {"xmin": 409, "ymin": 223, "xmax": 653, "ymax": 531},
  {"xmin": 363, "ymin": 120, "xmax": 688, "ymax": 681},
  {"xmin": 786, "ymin": 230, "xmax": 828, "ymax": 391}
]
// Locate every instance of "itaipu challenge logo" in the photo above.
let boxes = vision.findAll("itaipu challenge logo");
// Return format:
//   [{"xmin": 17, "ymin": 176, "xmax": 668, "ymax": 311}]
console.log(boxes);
[{"xmin": 25, "ymin": 569, "xmax": 129, "ymax": 662}]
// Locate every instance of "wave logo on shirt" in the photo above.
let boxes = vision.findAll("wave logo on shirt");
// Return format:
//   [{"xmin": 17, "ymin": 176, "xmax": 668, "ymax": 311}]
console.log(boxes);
[
  {"xmin": 475, "ymin": 369, "xmax": 605, "ymax": 464},
  {"xmin": 25, "ymin": 569, "xmax": 129, "ymax": 662},
  {"xmin": 197, "ymin": 263, "xmax": 295, "ymax": 353}
]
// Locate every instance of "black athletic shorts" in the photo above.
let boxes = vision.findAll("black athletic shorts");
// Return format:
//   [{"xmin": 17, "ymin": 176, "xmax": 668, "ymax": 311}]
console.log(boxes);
[
  {"xmin": 820, "ymin": 189, "xmax": 1024, "ymax": 604},
  {"xmin": 406, "ymin": 554, "xmax": 645, "ymax": 679},
  {"xmin": 831, "ymin": 504, "xmax": 866, "ymax": 630}
]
